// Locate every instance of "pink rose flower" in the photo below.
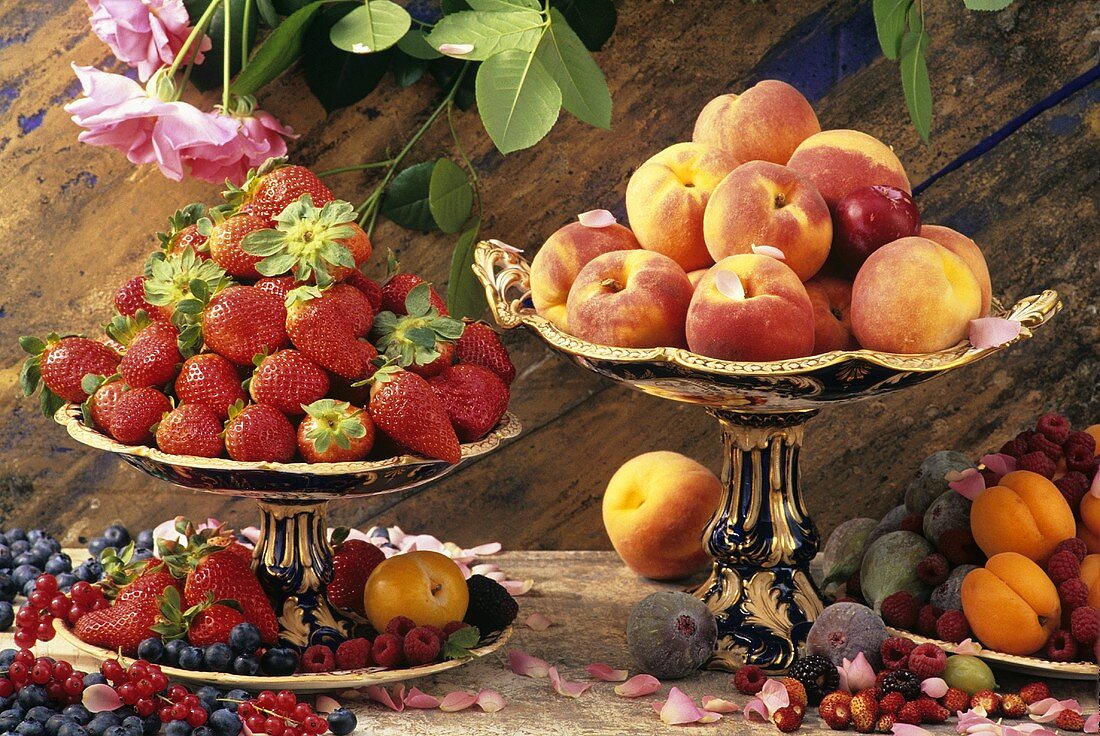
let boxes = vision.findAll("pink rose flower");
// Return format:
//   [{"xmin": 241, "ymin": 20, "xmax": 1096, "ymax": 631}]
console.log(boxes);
[
  {"xmin": 183, "ymin": 109, "xmax": 297, "ymax": 184},
  {"xmin": 87, "ymin": 0, "xmax": 209, "ymax": 81}
]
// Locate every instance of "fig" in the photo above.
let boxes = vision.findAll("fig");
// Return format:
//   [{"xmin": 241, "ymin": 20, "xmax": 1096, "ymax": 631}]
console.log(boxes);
[
  {"xmin": 626, "ymin": 591, "xmax": 716, "ymax": 679},
  {"xmin": 905, "ymin": 451, "xmax": 975, "ymax": 514},
  {"xmin": 931, "ymin": 564, "xmax": 977, "ymax": 611},
  {"xmin": 823, "ymin": 517, "xmax": 877, "ymax": 585},
  {"xmin": 860, "ymin": 531, "xmax": 934, "ymax": 610},
  {"xmin": 863, "ymin": 505, "xmax": 910, "ymax": 554},
  {"xmin": 923, "ymin": 491, "xmax": 971, "ymax": 546},
  {"xmin": 806, "ymin": 601, "xmax": 888, "ymax": 668}
]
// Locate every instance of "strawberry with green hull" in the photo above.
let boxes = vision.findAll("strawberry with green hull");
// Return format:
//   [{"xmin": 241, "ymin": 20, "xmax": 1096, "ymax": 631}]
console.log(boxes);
[
  {"xmin": 153, "ymin": 587, "xmax": 246, "ymax": 647},
  {"xmin": 75, "ymin": 563, "xmax": 182, "ymax": 656},
  {"xmin": 455, "ymin": 321, "xmax": 516, "ymax": 385},
  {"xmin": 114, "ymin": 276, "xmax": 172, "ymax": 322},
  {"xmin": 109, "ymin": 387, "xmax": 172, "ymax": 444},
  {"xmin": 155, "ymin": 403, "xmax": 224, "ymax": 458},
  {"xmin": 20, "ymin": 334, "xmax": 120, "ymax": 414},
  {"xmin": 82, "ymin": 375, "xmax": 129, "ymax": 432},
  {"xmin": 380, "ymin": 273, "xmax": 448, "ymax": 316},
  {"xmin": 368, "ymin": 364, "xmax": 461, "ymax": 464},
  {"xmin": 328, "ymin": 530, "xmax": 385, "ymax": 616},
  {"xmin": 142, "ymin": 246, "xmax": 231, "ymax": 338},
  {"xmin": 344, "ymin": 270, "xmax": 383, "ymax": 312},
  {"xmin": 224, "ymin": 160, "xmax": 335, "ymax": 223},
  {"xmin": 297, "ymin": 399, "xmax": 374, "ymax": 463},
  {"xmin": 372, "ymin": 283, "xmax": 464, "ymax": 379},
  {"xmin": 174, "ymin": 353, "xmax": 245, "ymax": 418},
  {"xmin": 255, "ymin": 275, "xmax": 300, "ymax": 301},
  {"xmin": 205, "ymin": 213, "xmax": 271, "ymax": 279},
  {"xmin": 202, "ymin": 285, "xmax": 289, "ymax": 366},
  {"xmin": 286, "ymin": 286, "xmax": 376, "ymax": 380},
  {"xmin": 249, "ymin": 349, "xmax": 329, "ymax": 416},
  {"xmin": 108, "ymin": 316, "xmax": 183, "ymax": 389},
  {"xmin": 157, "ymin": 202, "xmax": 211, "ymax": 258},
  {"xmin": 430, "ymin": 364, "xmax": 510, "ymax": 443},
  {"xmin": 224, "ymin": 402, "xmax": 297, "ymax": 463},
  {"xmin": 328, "ymin": 283, "xmax": 375, "ymax": 337}
]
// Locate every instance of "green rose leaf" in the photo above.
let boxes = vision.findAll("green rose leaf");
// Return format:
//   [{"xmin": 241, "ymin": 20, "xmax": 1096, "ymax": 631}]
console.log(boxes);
[
  {"xmin": 549, "ymin": 0, "xmax": 615, "ymax": 51},
  {"xmin": 468, "ymin": 0, "xmax": 540, "ymax": 10},
  {"xmin": 900, "ymin": 29, "xmax": 932, "ymax": 144},
  {"xmin": 475, "ymin": 48, "xmax": 561, "ymax": 153},
  {"xmin": 254, "ymin": 0, "xmax": 279, "ymax": 28},
  {"xmin": 447, "ymin": 218, "xmax": 487, "ymax": 320},
  {"xmin": 872, "ymin": 0, "xmax": 912, "ymax": 60},
  {"xmin": 441, "ymin": 0, "xmax": 470, "ymax": 13},
  {"xmin": 184, "ymin": 0, "xmax": 257, "ymax": 90},
  {"xmin": 396, "ymin": 28, "xmax": 442, "ymax": 59},
  {"xmin": 963, "ymin": 0, "xmax": 1014, "ymax": 9},
  {"xmin": 381, "ymin": 161, "xmax": 438, "ymax": 231},
  {"xmin": 233, "ymin": 1, "xmax": 323, "ymax": 98},
  {"xmin": 536, "ymin": 8, "xmax": 610, "ymax": 129},
  {"xmin": 302, "ymin": 5, "xmax": 392, "ymax": 111},
  {"xmin": 426, "ymin": 9, "xmax": 545, "ymax": 61},
  {"xmin": 429, "ymin": 159, "xmax": 473, "ymax": 234},
  {"xmin": 330, "ymin": 0, "xmax": 412, "ymax": 54},
  {"xmin": 391, "ymin": 52, "xmax": 428, "ymax": 87}
]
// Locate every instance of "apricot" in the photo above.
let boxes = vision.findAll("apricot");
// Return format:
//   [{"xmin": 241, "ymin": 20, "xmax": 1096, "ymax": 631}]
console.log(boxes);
[
  {"xmin": 786, "ymin": 129, "xmax": 911, "ymax": 211},
  {"xmin": 961, "ymin": 552, "xmax": 1060, "ymax": 655},
  {"xmin": 970, "ymin": 470, "xmax": 1076, "ymax": 563},
  {"xmin": 804, "ymin": 274, "xmax": 858, "ymax": 353},
  {"xmin": 363, "ymin": 550, "xmax": 469, "ymax": 631},
  {"xmin": 530, "ymin": 221, "xmax": 640, "ymax": 332},
  {"xmin": 1079, "ymin": 554, "xmax": 1100, "ymax": 608},
  {"xmin": 624, "ymin": 142, "xmax": 740, "ymax": 272},
  {"xmin": 920, "ymin": 225, "xmax": 993, "ymax": 317},
  {"xmin": 692, "ymin": 80, "xmax": 821, "ymax": 165},
  {"xmin": 851, "ymin": 237, "xmax": 982, "ymax": 354},
  {"xmin": 1078, "ymin": 493, "xmax": 1100, "ymax": 553}
]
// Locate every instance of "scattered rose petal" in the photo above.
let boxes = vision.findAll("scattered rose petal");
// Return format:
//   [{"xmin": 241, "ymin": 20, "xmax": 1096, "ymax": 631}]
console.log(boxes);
[
  {"xmin": 946, "ymin": 468, "xmax": 986, "ymax": 500},
  {"xmin": 1084, "ymin": 713, "xmax": 1100, "ymax": 733},
  {"xmin": 952, "ymin": 638, "xmax": 982, "ymax": 655},
  {"xmin": 501, "ymin": 578, "xmax": 533, "ymax": 595},
  {"xmin": 657, "ymin": 687, "xmax": 717, "ymax": 725},
  {"xmin": 507, "ymin": 649, "xmax": 550, "ymax": 678},
  {"xmin": 920, "ymin": 677, "xmax": 949, "ymax": 699},
  {"xmin": 476, "ymin": 689, "xmax": 507, "ymax": 713},
  {"xmin": 1028, "ymin": 698, "xmax": 1080, "ymax": 722},
  {"xmin": 715, "ymin": 269, "xmax": 746, "ymax": 301},
  {"xmin": 744, "ymin": 697, "xmax": 770, "ymax": 722},
  {"xmin": 751, "ymin": 244, "xmax": 786, "ymax": 260},
  {"xmin": 969, "ymin": 317, "xmax": 1022, "ymax": 349},
  {"xmin": 549, "ymin": 666, "xmax": 592, "ymax": 698},
  {"xmin": 892, "ymin": 725, "xmax": 935, "ymax": 736},
  {"xmin": 701, "ymin": 696, "xmax": 739, "ymax": 714},
  {"xmin": 404, "ymin": 687, "xmax": 441, "ymax": 709},
  {"xmin": 838, "ymin": 652, "xmax": 877, "ymax": 693},
  {"xmin": 577, "ymin": 209, "xmax": 617, "ymax": 228},
  {"xmin": 471, "ymin": 563, "xmax": 501, "ymax": 576},
  {"xmin": 314, "ymin": 695, "xmax": 340, "ymax": 714},
  {"xmin": 83, "ymin": 683, "xmax": 122, "ymax": 713},
  {"xmin": 586, "ymin": 662, "xmax": 628, "ymax": 682},
  {"xmin": 615, "ymin": 674, "xmax": 661, "ymax": 698},
  {"xmin": 364, "ymin": 685, "xmax": 404, "ymax": 712},
  {"xmin": 758, "ymin": 678, "xmax": 790, "ymax": 715},
  {"xmin": 525, "ymin": 613, "xmax": 553, "ymax": 631},
  {"xmin": 697, "ymin": 712, "xmax": 723, "ymax": 724},
  {"xmin": 351, "ymin": 43, "xmax": 371, "ymax": 53},
  {"xmin": 487, "ymin": 239, "xmax": 523, "ymax": 255},
  {"xmin": 439, "ymin": 691, "xmax": 478, "ymax": 712},
  {"xmin": 1008, "ymin": 726, "xmax": 1059, "ymax": 736},
  {"xmin": 239, "ymin": 526, "xmax": 261, "ymax": 545},
  {"xmin": 438, "ymin": 43, "xmax": 474, "ymax": 56},
  {"xmin": 980, "ymin": 453, "xmax": 1016, "ymax": 482}
]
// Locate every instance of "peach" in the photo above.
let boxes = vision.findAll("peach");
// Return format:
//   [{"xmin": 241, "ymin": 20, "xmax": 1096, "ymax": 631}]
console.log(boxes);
[
  {"xmin": 692, "ymin": 80, "xmax": 821, "ymax": 165},
  {"xmin": 851, "ymin": 237, "xmax": 982, "ymax": 353},
  {"xmin": 530, "ymin": 221, "xmax": 640, "ymax": 332},
  {"xmin": 1079, "ymin": 554, "xmax": 1100, "ymax": 608},
  {"xmin": 624, "ymin": 142, "xmax": 740, "ymax": 272},
  {"xmin": 703, "ymin": 161, "xmax": 832, "ymax": 281},
  {"xmin": 970, "ymin": 470, "xmax": 1076, "ymax": 563},
  {"xmin": 961, "ymin": 552, "xmax": 1060, "ymax": 655},
  {"xmin": 786, "ymin": 129, "xmax": 911, "ymax": 210},
  {"xmin": 687, "ymin": 269, "xmax": 709, "ymax": 288},
  {"xmin": 804, "ymin": 274, "xmax": 858, "ymax": 353},
  {"xmin": 362, "ymin": 550, "xmax": 469, "ymax": 630},
  {"xmin": 566, "ymin": 250, "xmax": 694, "ymax": 348},
  {"xmin": 685, "ymin": 254, "xmax": 815, "ymax": 361},
  {"xmin": 602, "ymin": 451, "xmax": 722, "ymax": 580},
  {"xmin": 920, "ymin": 225, "xmax": 993, "ymax": 317}
]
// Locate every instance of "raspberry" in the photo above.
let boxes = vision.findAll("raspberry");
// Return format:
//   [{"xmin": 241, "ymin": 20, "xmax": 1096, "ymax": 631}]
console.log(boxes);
[
  {"xmin": 1055, "ymin": 537, "xmax": 1090, "ymax": 562},
  {"xmin": 1017, "ymin": 451, "xmax": 1056, "ymax": 478},
  {"xmin": 385, "ymin": 616, "xmax": 417, "ymax": 638},
  {"xmin": 772, "ymin": 705, "xmax": 804, "ymax": 732},
  {"xmin": 402, "ymin": 626, "xmax": 442, "ymax": 666},
  {"xmin": 1045, "ymin": 629, "xmax": 1080, "ymax": 661},
  {"xmin": 733, "ymin": 664, "xmax": 767, "ymax": 695},
  {"xmin": 1018, "ymin": 681, "xmax": 1050, "ymax": 705},
  {"xmin": 906, "ymin": 642, "xmax": 946, "ymax": 678},
  {"xmin": 1000, "ymin": 693, "xmax": 1027, "ymax": 718},
  {"xmin": 334, "ymin": 638, "xmax": 372, "ymax": 670},
  {"xmin": 895, "ymin": 702, "xmax": 921, "ymax": 725},
  {"xmin": 1047, "ymin": 549, "xmax": 1082, "ymax": 584},
  {"xmin": 1016, "ymin": 430, "xmax": 1039, "ymax": 445},
  {"xmin": 880, "ymin": 591, "xmax": 920, "ymax": 630},
  {"xmin": 898, "ymin": 514, "xmax": 923, "ymax": 534},
  {"xmin": 1065, "ymin": 430, "xmax": 1097, "ymax": 457},
  {"xmin": 878, "ymin": 692, "xmax": 905, "ymax": 715},
  {"xmin": 1036, "ymin": 412, "xmax": 1072, "ymax": 444},
  {"xmin": 371, "ymin": 632, "xmax": 404, "ymax": 669},
  {"xmin": 819, "ymin": 691, "xmax": 852, "ymax": 730},
  {"xmin": 1055, "ymin": 472, "xmax": 1090, "ymax": 509},
  {"xmin": 780, "ymin": 677, "xmax": 808, "ymax": 708},
  {"xmin": 1060, "ymin": 579, "xmax": 1090, "ymax": 610},
  {"xmin": 1066, "ymin": 446, "xmax": 1099, "ymax": 476},
  {"xmin": 970, "ymin": 690, "xmax": 1001, "ymax": 715},
  {"xmin": 874, "ymin": 714, "xmax": 894, "ymax": 734},
  {"xmin": 938, "ymin": 529, "xmax": 982, "ymax": 566},
  {"xmin": 941, "ymin": 687, "xmax": 969, "ymax": 713},
  {"xmin": 914, "ymin": 697, "xmax": 949, "ymax": 724},
  {"xmin": 301, "ymin": 644, "xmax": 335, "ymax": 673},
  {"xmin": 999, "ymin": 437, "xmax": 1029, "ymax": 458},
  {"xmin": 934, "ymin": 610, "xmax": 971, "ymax": 643},
  {"xmin": 443, "ymin": 620, "xmax": 470, "ymax": 636},
  {"xmin": 1071, "ymin": 606, "xmax": 1100, "ymax": 646},
  {"xmin": 1057, "ymin": 710, "xmax": 1086, "ymax": 732},
  {"xmin": 850, "ymin": 690, "xmax": 879, "ymax": 733},
  {"xmin": 422, "ymin": 624, "xmax": 447, "ymax": 643},
  {"xmin": 1029, "ymin": 432, "xmax": 1064, "ymax": 460},
  {"xmin": 916, "ymin": 604, "xmax": 943, "ymax": 638},
  {"xmin": 880, "ymin": 637, "xmax": 916, "ymax": 670},
  {"xmin": 916, "ymin": 553, "xmax": 950, "ymax": 586}
]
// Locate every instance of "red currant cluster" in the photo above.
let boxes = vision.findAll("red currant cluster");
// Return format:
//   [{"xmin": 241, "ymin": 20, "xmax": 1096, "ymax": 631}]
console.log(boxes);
[
  {"xmin": 238, "ymin": 690, "xmax": 329, "ymax": 736},
  {"xmin": 99, "ymin": 658, "xmax": 188, "ymax": 721},
  {"xmin": 13, "ymin": 574, "xmax": 107, "ymax": 649},
  {"xmin": 3, "ymin": 650, "xmax": 86, "ymax": 704}
]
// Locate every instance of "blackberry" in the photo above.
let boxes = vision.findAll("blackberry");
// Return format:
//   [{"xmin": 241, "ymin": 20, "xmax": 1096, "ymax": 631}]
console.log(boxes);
[
  {"xmin": 880, "ymin": 669, "xmax": 921, "ymax": 701},
  {"xmin": 464, "ymin": 574, "xmax": 518, "ymax": 633},
  {"xmin": 787, "ymin": 654, "xmax": 839, "ymax": 705}
]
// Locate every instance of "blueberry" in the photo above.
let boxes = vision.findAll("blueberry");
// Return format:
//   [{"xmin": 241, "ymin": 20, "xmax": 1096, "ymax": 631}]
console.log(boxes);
[
  {"xmin": 26, "ymin": 530, "xmax": 46, "ymax": 543},
  {"xmin": 81, "ymin": 673, "xmax": 107, "ymax": 687},
  {"xmin": 15, "ymin": 721, "xmax": 45, "ymax": 736},
  {"xmin": 102, "ymin": 728, "xmax": 127, "ymax": 736},
  {"xmin": 26, "ymin": 705, "xmax": 54, "ymax": 723},
  {"xmin": 56, "ymin": 726, "xmax": 88, "ymax": 736},
  {"xmin": 134, "ymin": 530, "xmax": 154, "ymax": 550},
  {"xmin": 74, "ymin": 560, "xmax": 103, "ymax": 583},
  {"xmin": 0, "ymin": 698, "xmax": 10, "ymax": 713},
  {"xmin": 22, "ymin": 579, "xmax": 37, "ymax": 597},
  {"xmin": 164, "ymin": 638, "xmax": 187, "ymax": 666},
  {"xmin": 163, "ymin": 721, "xmax": 192, "ymax": 736},
  {"xmin": 195, "ymin": 686, "xmax": 220, "ymax": 712},
  {"xmin": 0, "ymin": 574, "xmax": 15, "ymax": 602},
  {"xmin": 178, "ymin": 645, "xmax": 205, "ymax": 671},
  {"xmin": 8, "ymin": 541, "xmax": 28, "ymax": 556},
  {"xmin": 11, "ymin": 564, "xmax": 41, "ymax": 589},
  {"xmin": 0, "ymin": 716, "xmax": 20, "ymax": 735},
  {"xmin": 61, "ymin": 705, "xmax": 92, "ymax": 725},
  {"xmin": 192, "ymin": 728, "xmax": 212, "ymax": 736},
  {"xmin": 120, "ymin": 717, "xmax": 144, "ymax": 736},
  {"xmin": 87, "ymin": 538, "xmax": 110, "ymax": 558},
  {"xmin": 231, "ymin": 655, "xmax": 258, "ymax": 676},
  {"xmin": 202, "ymin": 641, "xmax": 233, "ymax": 672},
  {"xmin": 18, "ymin": 685, "xmax": 49, "ymax": 709},
  {"xmin": 102, "ymin": 526, "xmax": 130, "ymax": 548},
  {"xmin": 326, "ymin": 708, "xmax": 356, "ymax": 736},
  {"xmin": 45, "ymin": 554, "xmax": 71, "ymax": 575},
  {"xmin": 207, "ymin": 710, "xmax": 240, "ymax": 736},
  {"xmin": 6, "ymin": 529, "xmax": 26, "ymax": 543},
  {"xmin": 54, "ymin": 573, "xmax": 76, "ymax": 590},
  {"xmin": 13, "ymin": 553, "xmax": 44, "ymax": 569},
  {"xmin": 260, "ymin": 647, "xmax": 298, "ymax": 676},
  {"xmin": 140, "ymin": 715, "xmax": 159, "ymax": 736},
  {"xmin": 130, "ymin": 549, "xmax": 152, "ymax": 562},
  {"xmin": 136, "ymin": 638, "xmax": 164, "ymax": 663},
  {"xmin": 220, "ymin": 690, "xmax": 249, "ymax": 713},
  {"xmin": 85, "ymin": 713, "xmax": 120, "ymax": 736},
  {"xmin": 0, "ymin": 649, "xmax": 16, "ymax": 668},
  {"xmin": 0, "ymin": 603, "xmax": 12, "ymax": 631},
  {"xmin": 228, "ymin": 623, "xmax": 260, "ymax": 655},
  {"xmin": 44, "ymin": 715, "xmax": 74, "ymax": 736},
  {"xmin": 0, "ymin": 546, "xmax": 12, "ymax": 569}
]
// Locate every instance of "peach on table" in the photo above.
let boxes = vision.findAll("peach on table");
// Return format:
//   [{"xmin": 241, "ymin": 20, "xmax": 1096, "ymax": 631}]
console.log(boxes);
[
  {"xmin": 691, "ymin": 80, "xmax": 820, "ymax": 165},
  {"xmin": 920, "ymin": 224, "xmax": 993, "ymax": 317},
  {"xmin": 786, "ymin": 129, "xmax": 911, "ymax": 211},
  {"xmin": 804, "ymin": 274, "xmax": 857, "ymax": 353}
]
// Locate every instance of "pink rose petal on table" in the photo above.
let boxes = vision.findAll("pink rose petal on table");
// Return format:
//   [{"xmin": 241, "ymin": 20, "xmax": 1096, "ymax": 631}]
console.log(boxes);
[
  {"xmin": 980, "ymin": 453, "xmax": 1016, "ymax": 481},
  {"xmin": 838, "ymin": 652, "xmax": 877, "ymax": 693},
  {"xmin": 577, "ymin": 209, "xmax": 617, "ymax": 228},
  {"xmin": 657, "ymin": 687, "xmax": 716, "ymax": 725},
  {"xmin": 615, "ymin": 674, "xmax": 661, "ymax": 697},
  {"xmin": 438, "ymin": 43, "xmax": 474, "ymax": 56},
  {"xmin": 744, "ymin": 697, "xmax": 770, "ymax": 722},
  {"xmin": 439, "ymin": 691, "xmax": 478, "ymax": 712},
  {"xmin": 404, "ymin": 687, "xmax": 441, "ymax": 709},
  {"xmin": 549, "ymin": 666, "xmax": 592, "ymax": 698},
  {"xmin": 364, "ymin": 685, "xmax": 404, "ymax": 712},
  {"xmin": 751, "ymin": 244, "xmax": 786, "ymax": 260},
  {"xmin": 715, "ymin": 269, "xmax": 746, "ymax": 301},
  {"xmin": 892, "ymin": 725, "xmax": 935, "ymax": 736},
  {"xmin": 758, "ymin": 677, "xmax": 790, "ymax": 714},
  {"xmin": 501, "ymin": 578, "xmax": 533, "ymax": 595},
  {"xmin": 314, "ymin": 695, "xmax": 340, "ymax": 714},
  {"xmin": 83, "ymin": 684, "xmax": 122, "ymax": 713},
  {"xmin": 1028, "ymin": 698, "xmax": 1080, "ymax": 722},
  {"xmin": 507, "ymin": 649, "xmax": 550, "ymax": 678},
  {"xmin": 586, "ymin": 662, "xmax": 628, "ymax": 681},
  {"xmin": 697, "ymin": 712, "xmax": 723, "ymax": 724},
  {"xmin": 920, "ymin": 677, "xmax": 949, "ymax": 699},
  {"xmin": 946, "ymin": 468, "xmax": 986, "ymax": 500},
  {"xmin": 701, "ymin": 696, "xmax": 739, "ymax": 713},
  {"xmin": 952, "ymin": 638, "xmax": 982, "ymax": 655},
  {"xmin": 525, "ymin": 613, "xmax": 553, "ymax": 631},
  {"xmin": 1085, "ymin": 713, "xmax": 1100, "ymax": 733},
  {"xmin": 476, "ymin": 689, "xmax": 507, "ymax": 713},
  {"xmin": 487, "ymin": 239, "xmax": 523, "ymax": 255},
  {"xmin": 969, "ymin": 317, "xmax": 1022, "ymax": 349}
]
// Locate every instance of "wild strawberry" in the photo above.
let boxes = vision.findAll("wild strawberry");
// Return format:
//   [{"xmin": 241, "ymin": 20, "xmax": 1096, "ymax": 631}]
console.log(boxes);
[
  {"xmin": 368, "ymin": 365, "xmax": 461, "ymax": 464},
  {"xmin": 143, "ymin": 245, "xmax": 230, "ymax": 330},
  {"xmin": 970, "ymin": 690, "xmax": 1001, "ymax": 715},
  {"xmin": 256, "ymin": 276, "xmax": 300, "ymax": 301},
  {"xmin": 297, "ymin": 400, "xmax": 374, "ymax": 463},
  {"xmin": 114, "ymin": 320, "xmax": 182, "ymax": 389},
  {"xmin": 76, "ymin": 565, "xmax": 180, "ymax": 655},
  {"xmin": 175, "ymin": 353, "xmax": 246, "ymax": 418},
  {"xmin": 328, "ymin": 532, "xmax": 385, "ymax": 616},
  {"xmin": 381, "ymin": 273, "xmax": 448, "ymax": 316},
  {"xmin": 940, "ymin": 687, "xmax": 968, "ymax": 713},
  {"xmin": 109, "ymin": 387, "xmax": 172, "ymax": 445},
  {"xmin": 780, "ymin": 677, "xmax": 808, "ymax": 707},
  {"xmin": 202, "ymin": 286, "xmax": 289, "ymax": 366},
  {"xmin": 914, "ymin": 697, "xmax": 949, "ymax": 724},
  {"xmin": 226, "ymin": 161, "xmax": 334, "ymax": 222},
  {"xmin": 772, "ymin": 705, "xmax": 803, "ymax": 732},
  {"xmin": 874, "ymin": 714, "xmax": 894, "ymax": 733},
  {"xmin": 241, "ymin": 197, "xmax": 371, "ymax": 285},
  {"xmin": 224, "ymin": 403, "xmax": 297, "ymax": 463},
  {"xmin": 429, "ymin": 364, "xmax": 510, "ymax": 442},
  {"xmin": 249, "ymin": 350, "xmax": 329, "ymax": 417},
  {"xmin": 372, "ymin": 283, "xmax": 464, "ymax": 377},
  {"xmin": 286, "ymin": 286, "xmax": 375, "ymax": 379},
  {"xmin": 156, "ymin": 403, "xmax": 224, "ymax": 458},
  {"xmin": 152, "ymin": 586, "xmax": 245, "ymax": 647},
  {"xmin": 157, "ymin": 202, "xmax": 210, "ymax": 257},
  {"xmin": 20, "ymin": 334, "xmax": 120, "ymax": 410},
  {"xmin": 1000, "ymin": 693, "xmax": 1027, "ymax": 718},
  {"xmin": 207, "ymin": 213, "xmax": 270, "ymax": 278},
  {"xmin": 83, "ymin": 376, "xmax": 129, "ymax": 432},
  {"xmin": 895, "ymin": 702, "xmax": 921, "ymax": 725},
  {"xmin": 818, "ymin": 691, "xmax": 851, "ymax": 730},
  {"xmin": 177, "ymin": 547, "xmax": 279, "ymax": 645},
  {"xmin": 455, "ymin": 321, "xmax": 516, "ymax": 385},
  {"xmin": 114, "ymin": 276, "xmax": 172, "ymax": 322},
  {"xmin": 344, "ymin": 270, "xmax": 382, "ymax": 312},
  {"xmin": 1057, "ymin": 710, "xmax": 1086, "ymax": 732},
  {"xmin": 878, "ymin": 692, "xmax": 904, "ymax": 715},
  {"xmin": 849, "ymin": 689, "xmax": 879, "ymax": 733}
]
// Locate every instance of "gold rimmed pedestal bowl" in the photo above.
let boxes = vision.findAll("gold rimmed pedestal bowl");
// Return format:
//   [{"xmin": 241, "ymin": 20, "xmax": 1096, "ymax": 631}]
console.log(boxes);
[
  {"xmin": 473, "ymin": 239, "xmax": 1060, "ymax": 671},
  {"xmin": 56, "ymin": 404, "xmax": 521, "ymax": 681}
]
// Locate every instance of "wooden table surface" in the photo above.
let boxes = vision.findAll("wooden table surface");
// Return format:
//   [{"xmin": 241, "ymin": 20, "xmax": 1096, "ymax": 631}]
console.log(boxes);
[{"xmin": 4, "ymin": 551, "xmax": 1097, "ymax": 735}]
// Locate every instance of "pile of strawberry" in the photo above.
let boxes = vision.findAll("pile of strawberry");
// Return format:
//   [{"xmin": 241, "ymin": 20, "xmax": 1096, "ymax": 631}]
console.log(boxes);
[{"xmin": 19, "ymin": 158, "xmax": 515, "ymax": 465}]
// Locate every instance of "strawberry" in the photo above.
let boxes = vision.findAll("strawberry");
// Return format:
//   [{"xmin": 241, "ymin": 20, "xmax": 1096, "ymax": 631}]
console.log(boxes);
[
  {"xmin": 372, "ymin": 283, "xmax": 464, "ymax": 377},
  {"xmin": 115, "ymin": 320, "xmax": 183, "ymax": 389},
  {"xmin": 223, "ymin": 541, "xmax": 255, "ymax": 566},
  {"xmin": 20, "ymin": 334, "xmax": 120, "ymax": 413},
  {"xmin": 174, "ymin": 353, "xmax": 246, "ymax": 418},
  {"xmin": 381, "ymin": 273, "xmax": 448, "ymax": 315},
  {"xmin": 202, "ymin": 285, "xmax": 289, "ymax": 366},
  {"xmin": 329, "ymin": 283, "xmax": 375, "ymax": 337},
  {"xmin": 248, "ymin": 350, "xmax": 329, "ymax": 416},
  {"xmin": 206, "ymin": 213, "xmax": 271, "ymax": 278},
  {"xmin": 82, "ymin": 375, "xmax": 129, "ymax": 432},
  {"xmin": 455, "ymin": 321, "xmax": 515, "ymax": 385},
  {"xmin": 76, "ymin": 564, "xmax": 181, "ymax": 655},
  {"xmin": 297, "ymin": 400, "xmax": 374, "ymax": 463},
  {"xmin": 157, "ymin": 202, "xmax": 210, "ymax": 258},
  {"xmin": 224, "ymin": 403, "xmax": 297, "ymax": 462},
  {"xmin": 109, "ymin": 387, "xmax": 172, "ymax": 445},
  {"xmin": 286, "ymin": 286, "xmax": 375, "ymax": 379},
  {"xmin": 153, "ymin": 586, "xmax": 245, "ymax": 647},
  {"xmin": 344, "ymin": 270, "xmax": 382, "ymax": 312},
  {"xmin": 328, "ymin": 532, "xmax": 385, "ymax": 615},
  {"xmin": 225, "ymin": 161, "xmax": 334, "ymax": 222},
  {"xmin": 156, "ymin": 403, "xmax": 224, "ymax": 458},
  {"xmin": 114, "ymin": 276, "xmax": 172, "ymax": 322},
  {"xmin": 182, "ymin": 548, "xmax": 279, "ymax": 644},
  {"xmin": 369, "ymin": 365, "xmax": 460, "ymax": 463},
  {"xmin": 241, "ymin": 197, "xmax": 371, "ymax": 286},
  {"xmin": 255, "ymin": 275, "xmax": 301, "ymax": 301},
  {"xmin": 429, "ymin": 364, "xmax": 509, "ymax": 442},
  {"xmin": 143, "ymin": 245, "xmax": 230, "ymax": 338}
]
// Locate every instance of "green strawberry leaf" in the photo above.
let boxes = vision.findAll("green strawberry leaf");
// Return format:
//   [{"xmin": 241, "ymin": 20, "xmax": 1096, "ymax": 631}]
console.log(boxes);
[
  {"xmin": 380, "ymin": 162, "xmax": 438, "ymax": 231},
  {"xmin": 19, "ymin": 356, "xmax": 41, "ymax": 396},
  {"xmin": 446, "ymin": 219, "xmax": 487, "ymax": 320},
  {"xmin": 19, "ymin": 336, "xmax": 45, "ymax": 355}
]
